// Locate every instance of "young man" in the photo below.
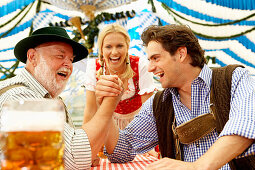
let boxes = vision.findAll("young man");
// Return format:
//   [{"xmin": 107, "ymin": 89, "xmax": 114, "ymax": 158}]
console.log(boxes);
[
  {"xmin": 95, "ymin": 25, "xmax": 255, "ymax": 169},
  {"xmin": 0, "ymin": 26, "xmax": 123, "ymax": 169}
]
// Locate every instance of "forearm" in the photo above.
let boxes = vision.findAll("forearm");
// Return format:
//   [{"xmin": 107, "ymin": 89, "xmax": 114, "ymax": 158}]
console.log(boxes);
[
  {"xmin": 195, "ymin": 135, "xmax": 254, "ymax": 170},
  {"xmin": 104, "ymin": 118, "xmax": 119, "ymax": 154},
  {"xmin": 83, "ymin": 107, "xmax": 96, "ymax": 123},
  {"xmin": 83, "ymin": 91, "xmax": 97, "ymax": 123},
  {"xmin": 82, "ymin": 97, "xmax": 119, "ymax": 160}
]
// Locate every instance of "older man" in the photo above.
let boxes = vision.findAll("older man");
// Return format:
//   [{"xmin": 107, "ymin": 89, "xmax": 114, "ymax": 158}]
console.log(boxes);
[{"xmin": 0, "ymin": 26, "xmax": 122, "ymax": 169}]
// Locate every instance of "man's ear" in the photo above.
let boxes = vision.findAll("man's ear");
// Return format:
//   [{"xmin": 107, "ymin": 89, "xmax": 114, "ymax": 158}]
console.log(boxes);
[
  {"xmin": 178, "ymin": 46, "xmax": 187, "ymax": 62},
  {"xmin": 27, "ymin": 48, "xmax": 38, "ymax": 67}
]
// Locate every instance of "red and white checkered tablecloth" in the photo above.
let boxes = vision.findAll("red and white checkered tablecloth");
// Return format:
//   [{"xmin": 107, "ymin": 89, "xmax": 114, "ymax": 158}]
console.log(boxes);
[{"xmin": 91, "ymin": 155, "xmax": 159, "ymax": 170}]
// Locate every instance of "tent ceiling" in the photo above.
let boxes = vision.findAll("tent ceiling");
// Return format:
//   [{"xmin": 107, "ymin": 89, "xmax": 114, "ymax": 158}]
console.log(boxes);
[{"xmin": 0, "ymin": 0, "xmax": 255, "ymax": 80}]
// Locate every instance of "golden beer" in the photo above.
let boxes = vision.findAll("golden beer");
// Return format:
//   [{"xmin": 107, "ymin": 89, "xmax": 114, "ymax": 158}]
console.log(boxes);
[
  {"xmin": 0, "ymin": 100, "xmax": 65, "ymax": 170},
  {"xmin": 1, "ymin": 131, "xmax": 64, "ymax": 169}
]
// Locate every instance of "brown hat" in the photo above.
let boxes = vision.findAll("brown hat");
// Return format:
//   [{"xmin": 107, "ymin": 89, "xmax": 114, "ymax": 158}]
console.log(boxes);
[{"xmin": 14, "ymin": 26, "xmax": 88, "ymax": 63}]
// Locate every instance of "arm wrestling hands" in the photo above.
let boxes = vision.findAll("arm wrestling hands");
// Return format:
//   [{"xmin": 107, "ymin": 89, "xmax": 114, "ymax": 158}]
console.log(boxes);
[
  {"xmin": 82, "ymin": 75, "xmax": 123, "ymax": 166},
  {"xmin": 95, "ymin": 75, "xmax": 123, "ymax": 105}
]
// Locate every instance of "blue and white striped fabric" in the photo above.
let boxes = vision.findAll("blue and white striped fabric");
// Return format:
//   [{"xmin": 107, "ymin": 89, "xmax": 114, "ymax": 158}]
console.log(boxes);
[
  {"xmin": 106, "ymin": 65, "xmax": 255, "ymax": 170},
  {"xmin": 1, "ymin": 0, "xmax": 255, "ymax": 79}
]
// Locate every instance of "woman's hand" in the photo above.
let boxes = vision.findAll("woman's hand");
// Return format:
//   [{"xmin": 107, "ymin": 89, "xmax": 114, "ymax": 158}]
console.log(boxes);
[{"xmin": 95, "ymin": 75, "xmax": 123, "ymax": 105}]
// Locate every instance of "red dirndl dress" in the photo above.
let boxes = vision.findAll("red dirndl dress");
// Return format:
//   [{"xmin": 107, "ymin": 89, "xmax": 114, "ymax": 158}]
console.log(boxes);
[{"xmin": 96, "ymin": 55, "xmax": 142, "ymax": 129}]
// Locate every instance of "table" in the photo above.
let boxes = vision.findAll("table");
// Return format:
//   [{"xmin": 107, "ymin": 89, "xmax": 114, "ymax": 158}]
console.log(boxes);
[{"xmin": 91, "ymin": 155, "xmax": 159, "ymax": 170}]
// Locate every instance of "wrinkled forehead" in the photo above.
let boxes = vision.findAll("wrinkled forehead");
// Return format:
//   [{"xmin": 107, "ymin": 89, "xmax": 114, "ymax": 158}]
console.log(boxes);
[
  {"xmin": 36, "ymin": 41, "xmax": 72, "ymax": 49},
  {"xmin": 35, "ymin": 42, "xmax": 75, "ymax": 63},
  {"xmin": 35, "ymin": 41, "xmax": 74, "ymax": 54}
]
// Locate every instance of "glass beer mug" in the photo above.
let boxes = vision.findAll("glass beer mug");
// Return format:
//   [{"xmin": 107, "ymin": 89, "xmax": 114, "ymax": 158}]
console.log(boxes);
[{"xmin": 0, "ymin": 99, "xmax": 65, "ymax": 170}]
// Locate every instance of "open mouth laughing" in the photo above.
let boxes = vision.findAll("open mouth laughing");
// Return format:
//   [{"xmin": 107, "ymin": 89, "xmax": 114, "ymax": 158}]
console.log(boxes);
[
  {"xmin": 109, "ymin": 57, "xmax": 120, "ymax": 63},
  {"xmin": 57, "ymin": 68, "xmax": 71, "ymax": 79},
  {"xmin": 155, "ymin": 72, "xmax": 164, "ymax": 80}
]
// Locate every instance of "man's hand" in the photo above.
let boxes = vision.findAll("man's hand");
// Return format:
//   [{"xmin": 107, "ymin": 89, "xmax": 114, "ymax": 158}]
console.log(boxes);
[
  {"xmin": 143, "ymin": 149, "xmax": 159, "ymax": 158},
  {"xmin": 146, "ymin": 158, "xmax": 197, "ymax": 170},
  {"xmin": 95, "ymin": 75, "xmax": 123, "ymax": 105},
  {"xmin": 91, "ymin": 155, "xmax": 100, "ymax": 167}
]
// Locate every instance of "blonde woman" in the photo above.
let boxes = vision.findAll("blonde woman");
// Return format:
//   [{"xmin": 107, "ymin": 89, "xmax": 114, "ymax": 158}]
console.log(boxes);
[{"xmin": 83, "ymin": 24, "xmax": 156, "ymax": 129}]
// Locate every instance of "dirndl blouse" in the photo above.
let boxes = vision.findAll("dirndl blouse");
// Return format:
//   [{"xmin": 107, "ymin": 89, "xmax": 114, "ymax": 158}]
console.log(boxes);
[{"xmin": 84, "ymin": 55, "xmax": 156, "ymax": 129}]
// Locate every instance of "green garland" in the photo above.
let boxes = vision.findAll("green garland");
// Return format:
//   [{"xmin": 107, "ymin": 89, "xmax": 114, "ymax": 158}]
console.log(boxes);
[
  {"xmin": 49, "ymin": 10, "xmax": 136, "ymax": 50},
  {"xmin": 0, "ymin": 1, "xmax": 35, "ymax": 39},
  {"xmin": 161, "ymin": 3, "xmax": 255, "ymax": 27},
  {"xmin": 0, "ymin": 0, "xmax": 39, "ymax": 80},
  {"xmin": 148, "ymin": 0, "xmax": 162, "ymax": 26},
  {"xmin": 0, "ymin": 5, "xmax": 29, "ymax": 29},
  {"xmin": 0, "ymin": 61, "xmax": 20, "ymax": 80},
  {"xmin": 148, "ymin": 0, "xmax": 156, "ymax": 13},
  {"xmin": 72, "ymin": 10, "xmax": 136, "ymax": 50},
  {"xmin": 3, "ymin": 0, "xmax": 250, "ymax": 80},
  {"xmin": 161, "ymin": 2, "xmax": 255, "ymax": 40},
  {"xmin": 193, "ymin": 27, "xmax": 255, "ymax": 40},
  {"xmin": 206, "ymin": 56, "xmax": 216, "ymax": 64}
]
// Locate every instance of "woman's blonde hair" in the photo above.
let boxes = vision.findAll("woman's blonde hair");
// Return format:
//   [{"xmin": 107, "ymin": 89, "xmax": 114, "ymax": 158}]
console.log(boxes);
[{"xmin": 97, "ymin": 23, "xmax": 134, "ymax": 80}]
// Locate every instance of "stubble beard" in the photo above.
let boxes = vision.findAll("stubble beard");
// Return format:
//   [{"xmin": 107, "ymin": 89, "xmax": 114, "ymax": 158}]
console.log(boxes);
[{"xmin": 34, "ymin": 57, "xmax": 68, "ymax": 98}]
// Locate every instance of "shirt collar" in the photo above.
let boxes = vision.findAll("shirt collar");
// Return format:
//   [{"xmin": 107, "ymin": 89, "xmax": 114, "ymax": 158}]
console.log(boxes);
[
  {"xmin": 197, "ymin": 64, "xmax": 212, "ymax": 88},
  {"xmin": 162, "ymin": 64, "xmax": 212, "ymax": 101},
  {"xmin": 19, "ymin": 68, "xmax": 51, "ymax": 98}
]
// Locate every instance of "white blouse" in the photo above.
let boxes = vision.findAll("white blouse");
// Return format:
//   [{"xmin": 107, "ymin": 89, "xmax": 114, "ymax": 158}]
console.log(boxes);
[{"xmin": 84, "ymin": 57, "xmax": 156, "ymax": 100}]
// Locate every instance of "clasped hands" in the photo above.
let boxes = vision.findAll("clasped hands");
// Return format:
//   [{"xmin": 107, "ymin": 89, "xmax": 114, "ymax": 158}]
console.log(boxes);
[{"xmin": 95, "ymin": 75, "xmax": 124, "ymax": 106}]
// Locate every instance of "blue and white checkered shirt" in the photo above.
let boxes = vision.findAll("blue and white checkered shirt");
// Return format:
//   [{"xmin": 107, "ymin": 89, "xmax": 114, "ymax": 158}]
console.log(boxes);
[{"xmin": 106, "ymin": 65, "xmax": 255, "ymax": 169}]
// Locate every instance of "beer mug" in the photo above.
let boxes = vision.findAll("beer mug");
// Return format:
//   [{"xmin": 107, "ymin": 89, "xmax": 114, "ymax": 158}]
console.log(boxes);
[{"xmin": 0, "ymin": 99, "xmax": 65, "ymax": 169}]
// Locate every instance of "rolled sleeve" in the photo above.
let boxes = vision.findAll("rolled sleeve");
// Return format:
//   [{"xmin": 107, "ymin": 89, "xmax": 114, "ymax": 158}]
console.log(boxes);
[
  {"xmin": 105, "ymin": 131, "xmax": 136, "ymax": 163},
  {"xmin": 219, "ymin": 68, "xmax": 255, "ymax": 158},
  {"xmin": 64, "ymin": 123, "xmax": 91, "ymax": 170},
  {"xmin": 105, "ymin": 96, "xmax": 159, "ymax": 163}
]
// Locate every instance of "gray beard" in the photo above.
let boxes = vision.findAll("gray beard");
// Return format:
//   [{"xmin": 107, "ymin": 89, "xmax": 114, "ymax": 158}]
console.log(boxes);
[{"xmin": 34, "ymin": 57, "xmax": 67, "ymax": 98}]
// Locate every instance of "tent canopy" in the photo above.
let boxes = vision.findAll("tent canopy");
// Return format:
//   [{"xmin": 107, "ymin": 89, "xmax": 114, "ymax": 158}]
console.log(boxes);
[{"xmin": 1, "ymin": 0, "xmax": 255, "ymax": 79}]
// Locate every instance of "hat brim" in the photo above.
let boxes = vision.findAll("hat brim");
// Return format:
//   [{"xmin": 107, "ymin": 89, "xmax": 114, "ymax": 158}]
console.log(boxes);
[{"xmin": 14, "ymin": 34, "xmax": 88, "ymax": 63}]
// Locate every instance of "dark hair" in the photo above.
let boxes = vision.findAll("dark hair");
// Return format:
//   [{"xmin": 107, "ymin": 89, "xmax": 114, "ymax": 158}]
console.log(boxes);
[{"xmin": 141, "ymin": 24, "xmax": 206, "ymax": 68}]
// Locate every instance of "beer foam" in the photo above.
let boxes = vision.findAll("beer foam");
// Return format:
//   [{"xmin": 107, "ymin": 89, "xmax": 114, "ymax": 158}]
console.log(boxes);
[{"xmin": 1, "ymin": 111, "xmax": 65, "ymax": 132}]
